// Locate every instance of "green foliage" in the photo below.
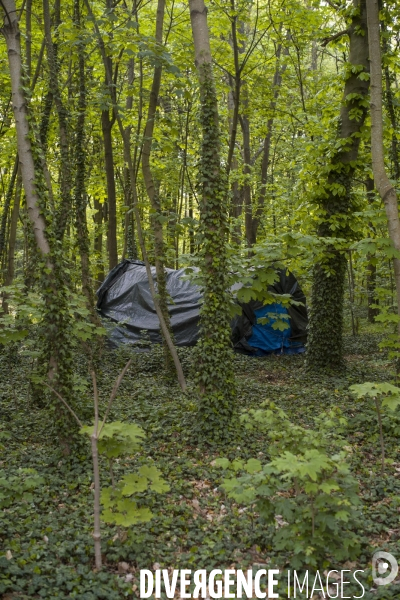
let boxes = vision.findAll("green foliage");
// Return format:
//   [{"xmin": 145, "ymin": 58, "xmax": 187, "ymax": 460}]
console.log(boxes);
[
  {"xmin": 0, "ymin": 468, "xmax": 44, "ymax": 509},
  {"xmin": 101, "ymin": 465, "xmax": 169, "ymax": 527},
  {"xmin": 80, "ymin": 421, "xmax": 145, "ymax": 459},
  {"xmin": 80, "ymin": 419, "xmax": 169, "ymax": 527},
  {"xmin": 2, "ymin": 338, "xmax": 400, "ymax": 597},
  {"xmin": 215, "ymin": 402, "xmax": 362, "ymax": 569},
  {"xmin": 350, "ymin": 381, "xmax": 400, "ymax": 411}
]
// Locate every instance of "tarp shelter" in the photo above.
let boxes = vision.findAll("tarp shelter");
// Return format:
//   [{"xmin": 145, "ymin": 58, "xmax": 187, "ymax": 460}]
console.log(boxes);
[{"xmin": 96, "ymin": 259, "xmax": 308, "ymax": 355}]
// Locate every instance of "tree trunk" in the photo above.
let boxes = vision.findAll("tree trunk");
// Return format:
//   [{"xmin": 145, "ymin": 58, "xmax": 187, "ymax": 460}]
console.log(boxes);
[
  {"xmin": 188, "ymin": 0, "xmax": 236, "ymax": 441},
  {"xmin": 2, "ymin": 1, "xmax": 75, "ymax": 451},
  {"xmin": 141, "ymin": 0, "xmax": 176, "ymax": 370},
  {"xmin": 43, "ymin": 0, "xmax": 72, "ymax": 241},
  {"xmin": 366, "ymin": 0, "xmax": 400, "ymax": 335},
  {"xmin": 306, "ymin": 0, "xmax": 370, "ymax": 371},
  {"xmin": 1, "ymin": 3, "xmax": 51, "ymax": 258},
  {"xmin": 365, "ymin": 176, "xmax": 379, "ymax": 322},
  {"xmin": 251, "ymin": 40, "xmax": 287, "ymax": 244},
  {"xmin": 240, "ymin": 112, "xmax": 252, "ymax": 247},
  {"xmin": 101, "ymin": 110, "xmax": 118, "ymax": 270},
  {"xmin": 123, "ymin": 57, "xmax": 137, "ymax": 260},
  {"xmin": 0, "ymin": 155, "xmax": 18, "ymax": 269},
  {"xmin": 73, "ymin": 0, "xmax": 95, "ymax": 313},
  {"xmin": 2, "ymin": 174, "xmax": 21, "ymax": 314},
  {"xmin": 83, "ymin": 0, "xmax": 187, "ymax": 391},
  {"xmin": 93, "ymin": 197, "xmax": 105, "ymax": 287}
]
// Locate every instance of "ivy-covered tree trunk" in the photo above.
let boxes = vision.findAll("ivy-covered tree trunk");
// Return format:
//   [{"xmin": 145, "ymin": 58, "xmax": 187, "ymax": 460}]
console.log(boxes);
[
  {"xmin": 188, "ymin": 0, "xmax": 236, "ymax": 441},
  {"xmin": 306, "ymin": 0, "xmax": 370, "ymax": 371},
  {"xmin": 1, "ymin": 0, "xmax": 74, "ymax": 450}
]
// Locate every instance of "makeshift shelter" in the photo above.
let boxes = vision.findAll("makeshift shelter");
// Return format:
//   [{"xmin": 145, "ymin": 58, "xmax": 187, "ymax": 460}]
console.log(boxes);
[{"xmin": 96, "ymin": 259, "xmax": 308, "ymax": 355}]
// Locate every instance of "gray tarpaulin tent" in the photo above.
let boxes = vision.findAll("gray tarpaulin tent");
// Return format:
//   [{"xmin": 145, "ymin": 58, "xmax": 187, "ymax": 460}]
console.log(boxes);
[{"xmin": 96, "ymin": 259, "xmax": 308, "ymax": 355}]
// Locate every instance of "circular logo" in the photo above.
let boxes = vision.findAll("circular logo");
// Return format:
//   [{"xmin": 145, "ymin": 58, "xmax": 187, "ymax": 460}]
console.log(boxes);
[{"xmin": 372, "ymin": 551, "xmax": 398, "ymax": 586}]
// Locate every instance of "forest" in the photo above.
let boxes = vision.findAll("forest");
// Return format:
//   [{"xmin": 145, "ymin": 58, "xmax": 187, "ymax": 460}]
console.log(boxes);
[{"xmin": 1, "ymin": 0, "xmax": 400, "ymax": 597}]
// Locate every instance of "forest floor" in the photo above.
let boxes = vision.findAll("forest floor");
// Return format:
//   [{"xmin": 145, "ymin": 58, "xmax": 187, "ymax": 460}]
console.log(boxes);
[{"xmin": 1, "ymin": 333, "xmax": 400, "ymax": 599}]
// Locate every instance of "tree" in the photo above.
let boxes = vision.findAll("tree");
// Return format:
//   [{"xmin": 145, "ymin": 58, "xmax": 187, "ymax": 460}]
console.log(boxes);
[
  {"xmin": 188, "ymin": 0, "xmax": 236, "ymax": 440},
  {"xmin": 1, "ymin": 0, "xmax": 75, "ymax": 450},
  {"xmin": 306, "ymin": 0, "xmax": 370, "ymax": 371},
  {"xmin": 366, "ymin": 0, "xmax": 400, "ymax": 339}
]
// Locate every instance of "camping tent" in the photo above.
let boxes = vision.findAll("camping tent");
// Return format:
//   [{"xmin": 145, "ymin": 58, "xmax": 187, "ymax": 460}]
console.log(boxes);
[{"xmin": 96, "ymin": 259, "xmax": 308, "ymax": 355}]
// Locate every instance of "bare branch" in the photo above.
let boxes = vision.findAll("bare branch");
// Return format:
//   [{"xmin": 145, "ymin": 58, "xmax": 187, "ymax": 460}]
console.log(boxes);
[
  {"xmin": 44, "ymin": 383, "xmax": 83, "ymax": 428},
  {"xmin": 98, "ymin": 358, "xmax": 132, "ymax": 436},
  {"xmin": 320, "ymin": 29, "xmax": 350, "ymax": 47}
]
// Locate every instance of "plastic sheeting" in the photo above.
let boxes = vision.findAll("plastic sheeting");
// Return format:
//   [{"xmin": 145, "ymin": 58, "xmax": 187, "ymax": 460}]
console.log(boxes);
[
  {"xmin": 96, "ymin": 259, "xmax": 308, "ymax": 353},
  {"xmin": 97, "ymin": 260, "xmax": 202, "ymax": 347}
]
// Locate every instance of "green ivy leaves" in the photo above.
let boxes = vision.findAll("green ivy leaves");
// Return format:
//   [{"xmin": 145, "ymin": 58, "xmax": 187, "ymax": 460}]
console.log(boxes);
[{"xmin": 0, "ymin": 469, "xmax": 45, "ymax": 509}]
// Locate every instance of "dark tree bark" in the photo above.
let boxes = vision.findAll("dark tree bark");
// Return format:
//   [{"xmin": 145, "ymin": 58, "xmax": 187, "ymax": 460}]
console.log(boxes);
[
  {"xmin": 0, "ymin": 155, "xmax": 18, "ymax": 268},
  {"xmin": 2, "ymin": 174, "xmax": 21, "ymax": 313},
  {"xmin": 306, "ymin": 0, "xmax": 370, "ymax": 370},
  {"xmin": 43, "ymin": 0, "xmax": 72, "ymax": 241},
  {"xmin": 365, "ymin": 176, "xmax": 379, "ymax": 322},
  {"xmin": 73, "ymin": 0, "xmax": 95, "ymax": 312},
  {"xmin": 93, "ymin": 196, "xmax": 105, "ymax": 287},
  {"xmin": 123, "ymin": 57, "xmax": 137, "ymax": 260},
  {"xmin": 101, "ymin": 107, "xmax": 118, "ymax": 270}
]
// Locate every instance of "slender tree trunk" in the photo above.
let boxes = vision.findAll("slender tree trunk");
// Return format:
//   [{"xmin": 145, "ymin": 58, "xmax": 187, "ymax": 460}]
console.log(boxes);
[
  {"xmin": 43, "ymin": 0, "xmax": 72, "ymax": 241},
  {"xmin": 101, "ymin": 109, "xmax": 118, "ymax": 270},
  {"xmin": 2, "ymin": 175, "xmax": 21, "ymax": 313},
  {"xmin": 73, "ymin": 0, "xmax": 95, "ymax": 312},
  {"xmin": 83, "ymin": 0, "xmax": 187, "ymax": 391},
  {"xmin": 365, "ymin": 176, "xmax": 379, "ymax": 322},
  {"xmin": 1, "ymin": 4, "xmax": 51, "ymax": 258},
  {"xmin": 123, "ymin": 57, "xmax": 137, "ymax": 260},
  {"xmin": 0, "ymin": 155, "xmax": 18, "ymax": 268},
  {"xmin": 227, "ymin": 91, "xmax": 242, "ymax": 245},
  {"xmin": 141, "ymin": 0, "xmax": 176, "ymax": 369},
  {"xmin": 251, "ymin": 40, "xmax": 287, "ymax": 244},
  {"xmin": 240, "ymin": 112, "xmax": 252, "ymax": 247},
  {"xmin": 2, "ymin": 0, "xmax": 75, "ymax": 452},
  {"xmin": 366, "ymin": 0, "xmax": 400, "ymax": 336},
  {"xmin": 188, "ymin": 0, "xmax": 236, "ymax": 440},
  {"xmin": 188, "ymin": 192, "xmax": 195, "ymax": 253},
  {"xmin": 93, "ymin": 197, "xmax": 105, "ymax": 287},
  {"xmin": 306, "ymin": 0, "xmax": 370, "ymax": 371}
]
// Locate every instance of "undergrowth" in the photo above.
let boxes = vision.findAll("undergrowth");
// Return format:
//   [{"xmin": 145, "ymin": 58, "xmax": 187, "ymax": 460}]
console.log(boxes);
[{"xmin": 0, "ymin": 333, "xmax": 399, "ymax": 598}]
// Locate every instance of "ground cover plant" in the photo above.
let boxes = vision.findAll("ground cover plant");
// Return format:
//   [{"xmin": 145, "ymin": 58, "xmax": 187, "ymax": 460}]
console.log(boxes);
[{"xmin": 1, "ymin": 334, "xmax": 400, "ymax": 599}]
